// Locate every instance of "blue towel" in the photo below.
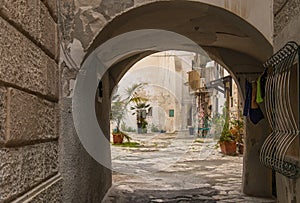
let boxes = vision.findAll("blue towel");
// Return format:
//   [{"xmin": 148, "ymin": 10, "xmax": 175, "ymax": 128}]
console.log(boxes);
[
  {"xmin": 250, "ymin": 107, "xmax": 264, "ymax": 124},
  {"xmin": 243, "ymin": 80, "xmax": 252, "ymax": 116}
]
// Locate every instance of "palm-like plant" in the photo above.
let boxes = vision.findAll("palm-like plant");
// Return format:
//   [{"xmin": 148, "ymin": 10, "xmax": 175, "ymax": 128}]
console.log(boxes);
[
  {"xmin": 130, "ymin": 101, "xmax": 151, "ymax": 133},
  {"xmin": 111, "ymin": 97, "xmax": 125, "ymax": 132},
  {"xmin": 111, "ymin": 83, "xmax": 148, "ymax": 133}
]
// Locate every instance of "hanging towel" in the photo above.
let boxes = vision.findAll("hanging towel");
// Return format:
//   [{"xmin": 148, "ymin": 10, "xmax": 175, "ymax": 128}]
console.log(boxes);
[
  {"xmin": 260, "ymin": 71, "xmax": 267, "ymax": 98},
  {"xmin": 250, "ymin": 82, "xmax": 264, "ymax": 124},
  {"xmin": 256, "ymin": 75, "xmax": 263, "ymax": 103},
  {"xmin": 243, "ymin": 80, "xmax": 252, "ymax": 116},
  {"xmin": 250, "ymin": 108, "xmax": 264, "ymax": 124}
]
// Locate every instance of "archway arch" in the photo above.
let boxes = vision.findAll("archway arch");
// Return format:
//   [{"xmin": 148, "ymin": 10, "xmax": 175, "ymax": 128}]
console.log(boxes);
[
  {"xmin": 82, "ymin": 0, "xmax": 272, "ymax": 100},
  {"xmin": 67, "ymin": 1, "xmax": 273, "ymax": 201}
]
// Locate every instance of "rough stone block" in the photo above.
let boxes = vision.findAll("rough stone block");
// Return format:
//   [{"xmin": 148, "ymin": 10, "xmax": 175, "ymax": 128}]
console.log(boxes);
[
  {"xmin": 29, "ymin": 178, "xmax": 63, "ymax": 203},
  {"xmin": 0, "ymin": 0, "xmax": 58, "ymax": 57},
  {"xmin": 0, "ymin": 88, "xmax": 7, "ymax": 143},
  {"xmin": 46, "ymin": 57, "xmax": 59, "ymax": 99},
  {"xmin": 41, "ymin": 0, "xmax": 58, "ymax": 22},
  {"xmin": 274, "ymin": 0, "xmax": 287, "ymax": 15},
  {"xmin": 0, "ymin": 17, "xmax": 58, "ymax": 99},
  {"xmin": 40, "ymin": 3, "xmax": 58, "ymax": 59},
  {"xmin": 0, "ymin": 87, "xmax": 58, "ymax": 145},
  {"xmin": 0, "ymin": 141, "xmax": 58, "ymax": 202}
]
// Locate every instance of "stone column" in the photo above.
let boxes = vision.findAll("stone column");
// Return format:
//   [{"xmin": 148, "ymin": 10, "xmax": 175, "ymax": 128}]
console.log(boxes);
[
  {"xmin": 236, "ymin": 77, "xmax": 272, "ymax": 197},
  {"xmin": 59, "ymin": 44, "xmax": 112, "ymax": 202},
  {"xmin": 242, "ymin": 106, "xmax": 272, "ymax": 196}
]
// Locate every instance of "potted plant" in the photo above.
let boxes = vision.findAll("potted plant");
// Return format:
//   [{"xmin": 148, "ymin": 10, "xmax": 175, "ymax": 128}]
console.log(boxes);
[
  {"xmin": 111, "ymin": 128, "xmax": 131, "ymax": 144},
  {"xmin": 218, "ymin": 122, "xmax": 237, "ymax": 155},
  {"xmin": 141, "ymin": 120, "xmax": 148, "ymax": 133},
  {"xmin": 130, "ymin": 101, "xmax": 151, "ymax": 134},
  {"xmin": 110, "ymin": 83, "xmax": 146, "ymax": 144},
  {"xmin": 230, "ymin": 119, "xmax": 244, "ymax": 154},
  {"xmin": 110, "ymin": 98, "xmax": 130, "ymax": 144}
]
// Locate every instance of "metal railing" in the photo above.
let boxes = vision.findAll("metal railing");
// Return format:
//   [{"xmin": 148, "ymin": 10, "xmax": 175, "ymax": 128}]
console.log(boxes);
[{"xmin": 260, "ymin": 41, "xmax": 300, "ymax": 179}]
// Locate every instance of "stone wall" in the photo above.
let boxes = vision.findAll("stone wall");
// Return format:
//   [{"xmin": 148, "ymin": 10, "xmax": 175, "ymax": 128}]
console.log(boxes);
[
  {"xmin": 274, "ymin": 0, "xmax": 300, "ymax": 50},
  {"xmin": 0, "ymin": 1, "xmax": 61, "ymax": 202},
  {"xmin": 273, "ymin": 1, "xmax": 300, "ymax": 202}
]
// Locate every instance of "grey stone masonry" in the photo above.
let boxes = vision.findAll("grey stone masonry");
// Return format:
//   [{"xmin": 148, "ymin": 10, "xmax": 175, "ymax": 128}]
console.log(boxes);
[
  {"xmin": 0, "ymin": 16, "xmax": 58, "ymax": 100},
  {"xmin": 11, "ymin": 174, "xmax": 63, "ymax": 203},
  {"xmin": 0, "ymin": 141, "xmax": 59, "ymax": 202},
  {"xmin": 0, "ymin": 87, "xmax": 58, "ymax": 146},
  {"xmin": 0, "ymin": 1, "xmax": 60, "ymax": 202},
  {"xmin": 0, "ymin": 0, "xmax": 58, "ymax": 59}
]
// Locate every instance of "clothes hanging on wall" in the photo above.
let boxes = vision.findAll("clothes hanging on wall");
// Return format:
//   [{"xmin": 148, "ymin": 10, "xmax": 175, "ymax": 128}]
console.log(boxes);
[
  {"xmin": 243, "ymin": 80, "xmax": 252, "ymax": 117},
  {"xmin": 250, "ymin": 81, "xmax": 264, "ymax": 124},
  {"xmin": 256, "ymin": 69, "xmax": 267, "ymax": 103},
  {"xmin": 243, "ymin": 79, "xmax": 264, "ymax": 124},
  {"xmin": 260, "ymin": 70, "xmax": 267, "ymax": 98},
  {"xmin": 256, "ymin": 75, "xmax": 263, "ymax": 103}
]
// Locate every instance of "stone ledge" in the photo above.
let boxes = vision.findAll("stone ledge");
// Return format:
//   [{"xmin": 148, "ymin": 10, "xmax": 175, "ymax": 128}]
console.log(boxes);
[
  {"xmin": 0, "ymin": 87, "xmax": 58, "ymax": 145},
  {"xmin": 0, "ymin": 141, "xmax": 58, "ymax": 202},
  {"xmin": 11, "ymin": 174, "xmax": 62, "ymax": 203},
  {"xmin": 0, "ymin": 16, "xmax": 59, "ymax": 100},
  {"xmin": 0, "ymin": 0, "xmax": 58, "ymax": 59},
  {"xmin": 0, "ymin": 88, "xmax": 7, "ymax": 144}
]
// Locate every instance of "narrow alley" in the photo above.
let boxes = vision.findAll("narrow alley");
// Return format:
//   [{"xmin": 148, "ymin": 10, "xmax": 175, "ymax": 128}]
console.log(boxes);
[{"xmin": 2, "ymin": 1, "xmax": 300, "ymax": 202}]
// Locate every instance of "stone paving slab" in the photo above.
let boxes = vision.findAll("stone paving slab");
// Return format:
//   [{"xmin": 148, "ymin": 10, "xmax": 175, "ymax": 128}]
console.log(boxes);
[{"xmin": 103, "ymin": 132, "xmax": 275, "ymax": 203}]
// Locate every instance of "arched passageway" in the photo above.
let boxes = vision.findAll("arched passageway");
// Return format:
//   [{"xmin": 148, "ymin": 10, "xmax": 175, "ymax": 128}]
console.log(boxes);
[
  {"xmin": 105, "ymin": 50, "xmax": 251, "ymax": 202},
  {"xmin": 66, "ymin": 1, "xmax": 273, "ymax": 201}
]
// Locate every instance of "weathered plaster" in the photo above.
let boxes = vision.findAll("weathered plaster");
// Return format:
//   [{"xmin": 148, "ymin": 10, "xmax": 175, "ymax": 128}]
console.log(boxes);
[
  {"xmin": 59, "ymin": 0, "xmax": 273, "ymax": 71},
  {"xmin": 274, "ymin": 0, "xmax": 300, "ymax": 37}
]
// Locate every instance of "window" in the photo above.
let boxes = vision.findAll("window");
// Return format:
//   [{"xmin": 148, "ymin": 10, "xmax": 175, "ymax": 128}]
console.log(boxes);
[{"xmin": 169, "ymin": 109, "xmax": 174, "ymax": 117}]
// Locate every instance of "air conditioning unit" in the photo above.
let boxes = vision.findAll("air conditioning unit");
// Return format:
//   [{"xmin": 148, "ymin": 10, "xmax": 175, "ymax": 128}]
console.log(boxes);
[
  {"xmin": 188, "ymin": 80, "xmax": 198, "ymax": 90},
  {"xmin": 188, "ymin": 70, "xmax": 201, "ymax": 90}
]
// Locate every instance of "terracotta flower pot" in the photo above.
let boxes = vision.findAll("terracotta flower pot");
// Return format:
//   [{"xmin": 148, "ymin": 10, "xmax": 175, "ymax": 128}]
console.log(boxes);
[
  {"xmin": 113, "ymin": 134, "xmax": 124, "ymax": 144},
  {"xmin": 220, "ymin": 141, "xmax": 237, "ymax": 155}
]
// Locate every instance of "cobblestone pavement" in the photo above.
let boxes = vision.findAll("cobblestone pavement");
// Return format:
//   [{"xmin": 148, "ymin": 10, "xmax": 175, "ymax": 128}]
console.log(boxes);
[{"xmin": 103, "ymin": 132, "xmax": 275, "ymax": 203}]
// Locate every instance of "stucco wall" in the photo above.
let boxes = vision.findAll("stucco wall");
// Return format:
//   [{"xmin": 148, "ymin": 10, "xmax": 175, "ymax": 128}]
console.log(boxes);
[
  {"xmin": 116, "ymin": 52, "xmax": 192, "ymax": 132},
  {"xmin": 0, "ymin": 1, "xmax": 61, "ymax": 202}
]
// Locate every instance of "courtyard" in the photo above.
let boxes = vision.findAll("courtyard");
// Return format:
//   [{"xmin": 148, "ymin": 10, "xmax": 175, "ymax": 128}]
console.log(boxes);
[{"xmin": 103, "ymin": 132, "xmax": 275, "ymax": 203}]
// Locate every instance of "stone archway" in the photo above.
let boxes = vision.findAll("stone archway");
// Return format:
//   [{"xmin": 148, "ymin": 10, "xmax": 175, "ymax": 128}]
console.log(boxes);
[{"xmin": 60, "ymin": 1, "xmax": 273, "ymax": 201}]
